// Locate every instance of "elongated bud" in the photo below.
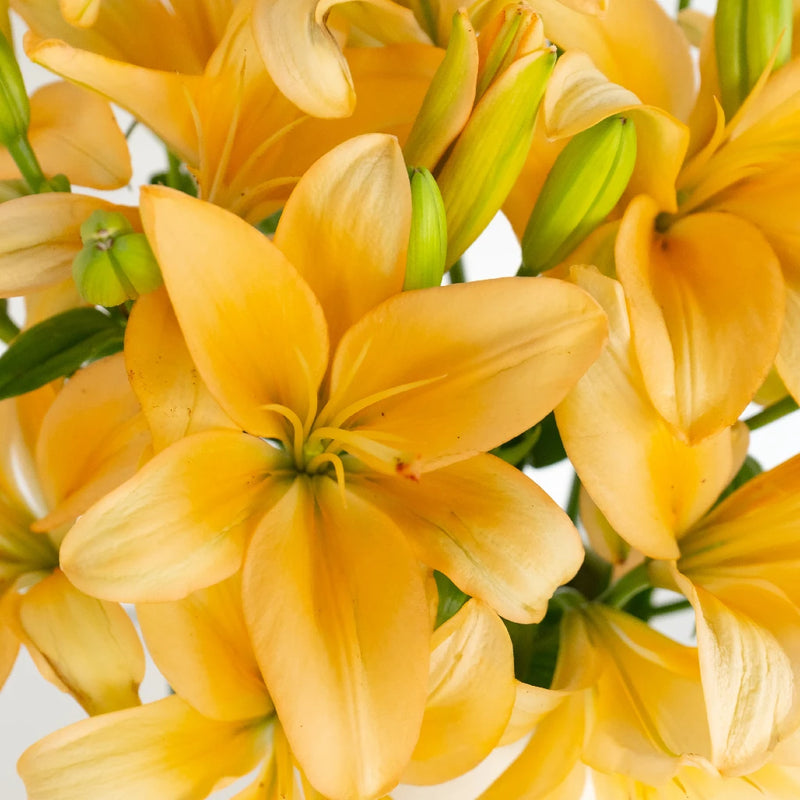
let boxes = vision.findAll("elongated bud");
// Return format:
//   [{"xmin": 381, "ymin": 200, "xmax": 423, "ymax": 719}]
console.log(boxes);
[
  {"xmin": 404, "ymin": 167, "xmax": 447, "ymax": 290},
  {"xmin": 73, "ymin": 210, "xmax": 162, "ymax": 306},
  {"xmin": 520, "ymin": 115, "xmax": 637, "ymax": 276},
  {"xmin": 476, "ymin": 3, "xmax": 544, "ymax": 101},
  {"xmin": 0, "ymin": 31, "xmax": 29, "ymax": 147},
  {"xmin": 715, "ymin": 0, "xmax": 792, "ymax": 120},
  {"xmin": 437, "ymin": 10, "xmax": 554, "ymax": 267},
  {"xmin": 403, "ymin": 11, "xmax": 479, "ymax": 170}
]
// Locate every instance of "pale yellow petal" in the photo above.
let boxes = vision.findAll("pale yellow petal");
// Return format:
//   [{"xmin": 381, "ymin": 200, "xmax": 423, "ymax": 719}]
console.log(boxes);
[
  {"xmin": 137, "ymin": 574, "xmax": 272, "ymax": 722},
  {"xmin": 58, "ymin": 0, "xmax": 101, "ymax": 26},
  {"xmin": 19, "ymin": 570, "xmax": 144, "ymax": 715},
  {"xmin": 253, "ymin": 0, "xmax": 357, "ymax": 117},
  {"xmin": 582, "ymin": 605, "xmax": 713, "ymax": 784},
  {"xmin": 274, "ymin": 134, "xmax": 409, "ymax": 346},
  {"xmin": 26, "ymin": 34, "xmax": 201, "ymax": 165},
  {"xmin": 499, "ymin": 683, "xmax": 569, "ymax": 746},
  {"xmin": 32, "ymin": 354, "xmax": 151, "ymax": 532},
  {"xmin": 1, "ymin": 81, "xmax": 132, "ymax": 189},
  {"xmin": 0, "ymin": 193, "xmax": 138, "ymax": 298},
  {"xmin": 403, "ymin": 599, "xmax": 515, "ymax": 784},
  {"xmin": 531, "ymin": 0, "xmax": 695, "ymax": 120},
  {"xmin": 140, "ymin": 185, "xmax": 328, "ymax": 438},
  {"xmin": 60, "ymin": 431, "xmax": 288, "ymax": 602},
  {"xmin": 349, "ymin": 454, "xmax": 584, "ymax": 623},
  {"xmin": 243, "ymin": 476, "xmax": 430, "ymax": 800},
  {"xmin": 479, "ymin": 692, "xmax": 586, "ymax": 800},
  {"xmin": 19, "ymin": 694, "xmax": 270, "ymax": 800},
  {"xmin": 125, "ymin": 288, "xmax": 237, "ymax": 453},
  {"xmin": 556, "ymin": 267, "xmax": 741, "ymax": 558},
  {"xmin": 0, "ymin": 590, "xmax": 20, "ymax": 689},
  {"xmin": 679, "ymin": 453, "xmax": 800, "ymax": 607},
  {"xmin": 616, "ymin": 195, "xmax": 785, "ymax": 442},
  {"xmin": 323, "ymin": 277, "xmax": 606, "ymax": 471},
  {"xmin": 673, "ymin": 572, "xmax": 800, "ymax": 775}
]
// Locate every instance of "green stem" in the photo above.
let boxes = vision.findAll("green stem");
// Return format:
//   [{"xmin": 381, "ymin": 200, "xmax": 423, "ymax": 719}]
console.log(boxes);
[
  {"xmin": 0, "ymin": 300, "xmax": 19, "ymax": 343},
  {"xmin": 566, "ymin": 472, "xmax": 581, "ymax": 523},
  {"xmin": 744, "ymin": 395, "xmax": 799, "ymax": 431},
  {"xmin": 448, "ymin": 258, "xmax": 466, "ymax": 284},
  {"xmin": 166, "ymin": 151, "xmax": 184, "ymax": 190},
  {"xmin": 125, "ymin": 119, "xmax": 139, "ymax": 139},
  {"xmin": 598, "ymin": 561, "xmax": 650, "ymax": 608},
  {"xmin": 678, "ymin": 0, "xmax": 690, "ymax": 9},
  {"xmin": 7, "ymin": 134, "xmax": 46, "ymax": 192},
  {"xmin": 645, "ymin": 599, "xmax": 692, "ymax": 618}
]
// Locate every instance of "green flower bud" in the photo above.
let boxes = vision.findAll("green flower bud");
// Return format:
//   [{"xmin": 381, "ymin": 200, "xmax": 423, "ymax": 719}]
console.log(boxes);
[
  {"xmin": 73, "ymin": 210, "xmax": 162, "ymax": 307},
  {"xmin": 716, "ymin": 0, "xmax": 793, "ymax": 121},
  {"xmin": 520, "ymin": 114, "xmax": 637, "ymax": 276},
  {"xmin": 0, "ymin": 31, "xmax": 29, "ymax": 148},
  {"xmin": 404, "ymin": 167, "xmax": 448, "ymax": 290}
]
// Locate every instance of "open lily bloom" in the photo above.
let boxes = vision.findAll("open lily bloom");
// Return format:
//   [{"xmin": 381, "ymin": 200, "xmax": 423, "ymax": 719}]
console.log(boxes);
[
  {"xmin": 0, "ymin": 354, "xmax": 149, "ymax": 715},
  {"xmin": 20, "ymin": 0, "xmax": 442, "ymax": 222},
  {"xmin": 557, "ymin": 267, "xmax": 800, "ymax": 776},
  {"xmin": 19, "ymin": 577, "xmax": 516, "ymax": 800},
  {"xmin": 57, "ymin": 133, "xmax": 606, "ymax": 798}
]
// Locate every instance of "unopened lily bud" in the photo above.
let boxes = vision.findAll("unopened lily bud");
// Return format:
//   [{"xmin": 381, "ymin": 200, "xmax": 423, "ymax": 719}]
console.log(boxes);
[
  {"xmin": 73, "ymin": 209, "xmax": 162, "ymax": 306},
  {"xmin": 520, "ymin": 114, "xmax": 637, "ymax": 276},
  {"xmin": 437, "ymin": 22, "xmax": 554, "ymax": 266},
  {"xmin": 476, "ymin": 2, "xmax": 544, "ymax": 101},
  {"xmin": 404, "ymin": 167, "xmax": 447, "ymax": 290},
  {"xmin": 715, "ymin": 0, "xmax": 792, "ymax": 120},
  {"xmin": 0, "ymin": 31, "xmax": 29, "ymax": 147}
]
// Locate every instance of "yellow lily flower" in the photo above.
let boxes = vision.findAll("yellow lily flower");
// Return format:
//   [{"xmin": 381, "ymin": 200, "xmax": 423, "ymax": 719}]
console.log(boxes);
[
  {"xmin": 58, "ymin": 133, "xmax": 606, "ymax": 798},
  {"xmin": 20, "ymin": 0, "xmax": 441, "ymax": 222},
  {"xmin": 0, "ymin": 354, "xmax": 149, "ymax": 715},
  {"xmin": 20, "ymin": 574, "xmax": 514, "ymax": 799},
  {"xmin": 557, "ymin": 267, "xmax": 800, "ymax": 775}
]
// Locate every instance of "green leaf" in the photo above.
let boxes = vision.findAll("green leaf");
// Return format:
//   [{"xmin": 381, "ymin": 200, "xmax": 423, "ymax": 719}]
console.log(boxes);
[
  {"xmin": 0, "ymin": 307, "xmax": 125, "ymax": 399},
  {"xmin": 255, "ymin": 209, "xmax": 283, "ymax": 236},
  {"xmin": 528, "ymin": 411, "xmax": 567, "ymax": 467},
  {"xmin": 433, "ymin": 571, "xmax": 470, "ymax": 628}
]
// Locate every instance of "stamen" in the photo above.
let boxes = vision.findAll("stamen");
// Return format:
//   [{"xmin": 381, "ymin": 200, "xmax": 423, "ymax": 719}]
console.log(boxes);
[
  {"xmin": 293, "ymin": 347, "xmax": 319, "ymax": 437},
  {"xmin": 319, "ymin": 373, "xmax": 445, "ymax": 432},
  {"xmin": 260, "ymin": 403, "xmax": 305, "ymax": 467},
  {"xmin": 206, "ymin": 59, "xmax": 245, "ymax": 205},
  {"xmin": 307, "ymin": 426, "xmax": 421, "ymax": 478},
  {"xmin": 306, "ymin": 452, "xmax": 347, "ymax": 506}
]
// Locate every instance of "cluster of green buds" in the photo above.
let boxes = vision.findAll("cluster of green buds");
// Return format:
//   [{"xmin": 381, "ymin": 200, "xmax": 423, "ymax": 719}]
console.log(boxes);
[
  {"xmin": 0, "ymin": 31, "xmax": 69, "ymax": 194},
  {"xmin": 72, "ymin": 210, "xmax": 163, "ymax": 306},
  {"xmin": 520, "ymin": 114, "xmax": 637, "ymax": 276},
  {"xmin": 403, "ymin": 3, "xmax": 555, "ymax": 281},
  {"xmin": 716, "ymin": 0, "xmax": 793, "ymax": 120}
]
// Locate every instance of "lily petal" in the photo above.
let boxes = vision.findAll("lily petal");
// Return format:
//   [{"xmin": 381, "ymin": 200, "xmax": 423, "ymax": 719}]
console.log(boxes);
[
  {"xmin": 531, "ymin": 0, "xmax": 695, "ymax": 120},
  {"xmin": 556, "ymin": 267, "xmax": 742, "ymax": 558},
  {"xmin": 672, "ymin": 571, "xmax": 800, "ymax": 775},
  {"xmin": 125, "ymin": 288, "xmax": 237, "ymax": 453},
  {"xmin": 0, "ymin": 81, "xmax": 131, "ymax": 189},
  {"xmin": 19, "ymin": 570, "xmax": 144, "ymax": 715},
  {"xmin": 60, "ymin": 431, "xmax": 288, "ymax": 602},
  {"xmin": 616, "ymin": 195, "xmax": 785, "ymax": 442},
  {"xmin": 274, "ymin": 134, "xmax": 410, "ymax": 346},
  {"xmin": 403, "ymin": 599, "xmax": 515, "ymax": 785},
  {"xmin": 140, "ymin": 185, "xmax": 329, "ymax": 439},
  {"xmin": 0, "ymin": 193, "xmax": 138, "ymax": 298},
  {"xmin": 33, "ymin": 354, "xmax": 151, "ymax": 532},
  {"xmin": 349, "ymin": 454, "xmax": 583, "ymax": 623},
  {"xmin": 138, "ymin": 575, "xmax": 272, "ymax": 723},
  {"xmin": 253, "ymin": 0, "xmax": 428, "ymax": 118},
  {"xmin": 324, "ymin": 276, "xmax": 606, "ymax": 471},
  {"xmin": 26, "ymin": 34, "xmax": 201, "ymax": 165},
  {"xmin": 243, "ymin": 475, "xmax": 429, "ymax": 800},
  {"xmin": 18, "ymin": 694, "xmax": 269, "ymax": 800}
]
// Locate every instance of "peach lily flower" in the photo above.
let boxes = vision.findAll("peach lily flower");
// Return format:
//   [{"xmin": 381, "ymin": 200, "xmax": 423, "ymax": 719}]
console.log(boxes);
[
  {"xmin": 58, "ymin": 133, "xmax": 606, "ymax": 798},
  {"xmin": 0, "ymin": 354, "xmax": 149, "ymax": 714},
  {"xmin": 557, "ymin": 267, "xmax": 800, "ymax": 775},
  {"xmin": 20, "ymin": 0, "xmax": 441, "ymax": 222}
]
